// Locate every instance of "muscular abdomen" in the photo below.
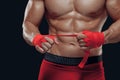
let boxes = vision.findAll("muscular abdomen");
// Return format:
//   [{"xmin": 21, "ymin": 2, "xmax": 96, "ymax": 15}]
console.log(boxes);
[{"xmin": 44, "ymin": 0, "xmax": 107, "ymax": 57}]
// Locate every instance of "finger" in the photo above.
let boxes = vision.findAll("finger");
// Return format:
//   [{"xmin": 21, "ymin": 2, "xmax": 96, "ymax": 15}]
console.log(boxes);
[
  {"xmin": 35, "ymin": 45, "xmax": 45, "ymax": 53},
  {"xmin": 42, "ymin": 42, "xmax": 52, "ymax": 48},
  {"xmin": 77, "ymin": 33, "xmax": 86, "ymax": 40},
  {"xmin": 54, "ymin": 37, "xmax": 59, "ymax": 44},
  {"xmin": 80, "ymin": 46, "xmax": 89, "ymax": 50},
  {"xmin": 41, "ymin": 43, "xmax": 49, "ymax": 51},
  {"xmin": 79, "ymin": 43, "xmax": 86, "ymax": 47},
  {"xmin": 44, "ymin": 37, "xmax": 54, "ymax": 45},
  {"xmin": 78, "ymin": 39, "xmax": 86, "ymax": 43}
]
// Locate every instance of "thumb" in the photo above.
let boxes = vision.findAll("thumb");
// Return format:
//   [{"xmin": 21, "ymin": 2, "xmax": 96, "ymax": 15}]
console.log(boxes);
[
  {"xmin": 77, "ymin": 32, "xmax": 87, "ymax": 40},
  {"xmin": 54, "ymin": 37, "xmax": 59, "ymax": 44}
]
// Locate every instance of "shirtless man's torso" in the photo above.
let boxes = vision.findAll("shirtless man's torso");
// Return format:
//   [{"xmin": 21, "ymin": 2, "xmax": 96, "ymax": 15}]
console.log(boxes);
[
  {"xmin": 23, "ymin": 0, "xmax": 120, "ymax": 57},
  {"xmin": 45, "ymin": 0, "xmax": 107, "ymax": 57},
  {"xmin": 22, "ymin": 0, "xmax": 120, "ymax": 80}
]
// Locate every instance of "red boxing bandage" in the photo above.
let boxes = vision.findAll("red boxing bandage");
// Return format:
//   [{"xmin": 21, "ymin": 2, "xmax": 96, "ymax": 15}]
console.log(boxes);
[
  {"xmin": 82, "ymin": 30, "xmax": 105, "ymax": 48},
  {"xmin": 32, "ymin": 34, "xmax": 55, "ymax": 47},
  {"xmin": 78, "ymin": 30, "xmax": 104, "ymax": 68}
]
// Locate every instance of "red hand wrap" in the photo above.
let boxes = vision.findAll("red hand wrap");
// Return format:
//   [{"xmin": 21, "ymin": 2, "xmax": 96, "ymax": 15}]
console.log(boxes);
[
  {"xmin": 82, "ymin": 30, "xmax": 105, "ymax": 48},
  {"xmin": 78, "ymin": 51, "xmax": 90, "ymax": 68},
  {"xmin": 32, "ymin": 34, "xmax": 55, "ymax": 47},
  {"xmin": 78, "ymin": 30, "xmax": 104, "ymax": 68}
]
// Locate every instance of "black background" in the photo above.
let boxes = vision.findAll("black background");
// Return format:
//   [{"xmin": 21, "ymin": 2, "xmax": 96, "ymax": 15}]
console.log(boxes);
[{"xmin": 1, "ymin": 0, "xmax": 120, "ymax": 80}]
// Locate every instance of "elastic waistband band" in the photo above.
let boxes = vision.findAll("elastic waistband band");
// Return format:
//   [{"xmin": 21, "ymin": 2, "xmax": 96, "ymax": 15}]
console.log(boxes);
[{"xmin": 44, "ymin": 53, "xmax": 102, "ymax": 66}]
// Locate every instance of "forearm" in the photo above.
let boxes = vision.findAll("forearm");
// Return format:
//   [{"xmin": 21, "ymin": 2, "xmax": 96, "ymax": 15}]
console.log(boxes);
[
  {"xmin": 103, "ymin": 19, "xmax": 120, "ymax": 44},
  {"xmin": 22, "ymin": 0, "xmax": 44, "ymax": 46},
  {"xmin": 22, "ymin": 21, "xmax": 40, "ymax": 46}
]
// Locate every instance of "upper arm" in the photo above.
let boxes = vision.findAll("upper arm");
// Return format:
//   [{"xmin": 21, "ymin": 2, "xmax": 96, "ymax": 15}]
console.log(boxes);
[
  {"xmin": 23, "ymin": 0, "xmax": 45, "ymax": 27},
  {"xmin": 106, "ymin": 0, "xmax": 120, "ymax": 21}
]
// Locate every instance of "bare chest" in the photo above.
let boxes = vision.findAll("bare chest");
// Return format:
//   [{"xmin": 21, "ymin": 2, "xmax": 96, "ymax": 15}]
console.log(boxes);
[{"xmin": 44, "ymin": 0, "xmax": 106, "ymax": 17}]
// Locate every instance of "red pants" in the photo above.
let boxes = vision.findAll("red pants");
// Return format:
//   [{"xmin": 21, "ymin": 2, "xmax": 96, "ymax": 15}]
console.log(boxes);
[{"xmin": 38, "ymin": 53, "xmax": 105, "ymax": 80}]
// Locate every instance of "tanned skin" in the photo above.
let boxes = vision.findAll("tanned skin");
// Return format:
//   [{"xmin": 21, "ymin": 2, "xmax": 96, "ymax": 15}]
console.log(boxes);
[{"xmin": 22, "ymin": 0, "xmax": 120, "ymax": 57}]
